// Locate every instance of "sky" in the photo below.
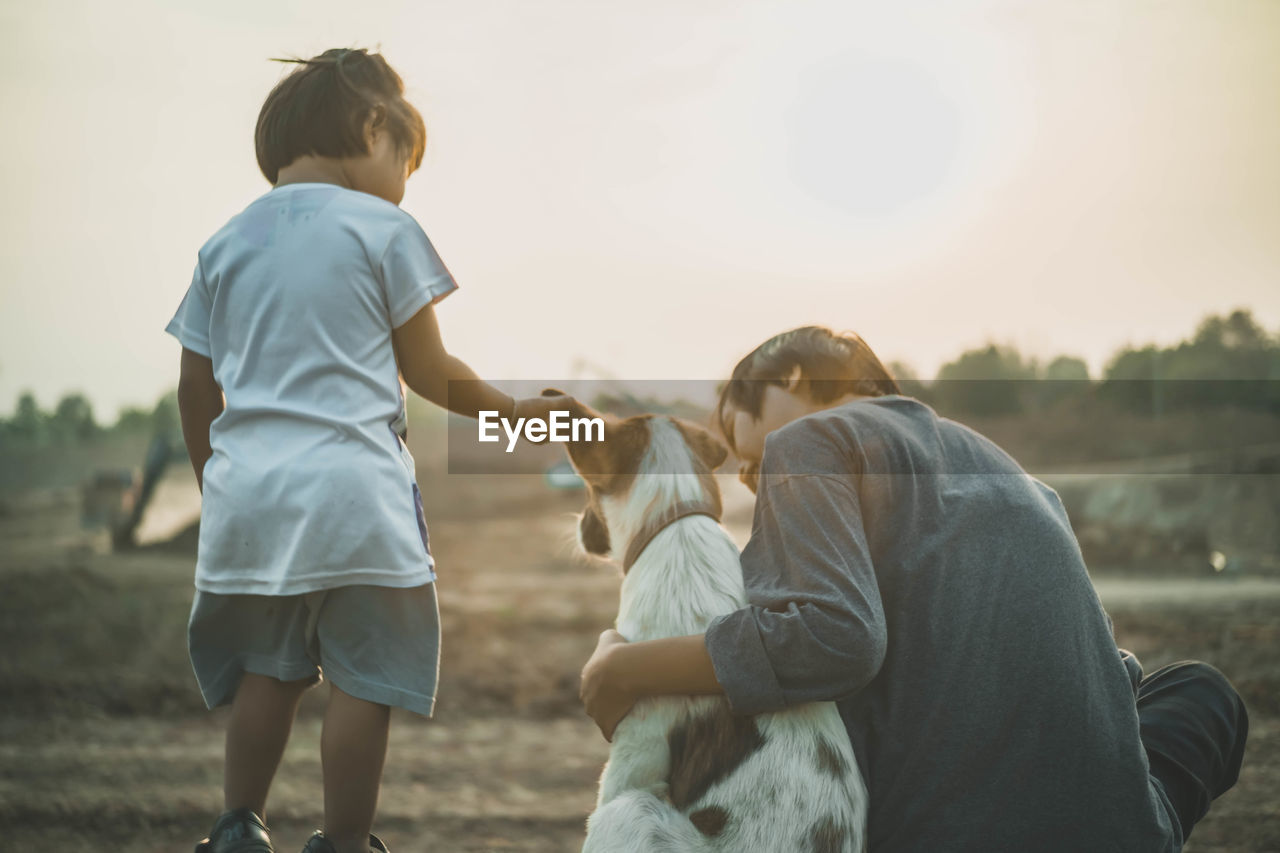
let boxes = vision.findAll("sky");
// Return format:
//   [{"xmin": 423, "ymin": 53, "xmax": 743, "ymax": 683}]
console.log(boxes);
[{"xmin": 1, "ymin": 0, "xmax": 1277, "ymax": 420}]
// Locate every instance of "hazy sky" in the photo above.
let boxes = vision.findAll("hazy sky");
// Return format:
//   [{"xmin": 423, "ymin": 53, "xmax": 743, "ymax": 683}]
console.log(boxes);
[{"xmin": 1, "ymin": 0, "xmax": 1277, "ymax": 420}]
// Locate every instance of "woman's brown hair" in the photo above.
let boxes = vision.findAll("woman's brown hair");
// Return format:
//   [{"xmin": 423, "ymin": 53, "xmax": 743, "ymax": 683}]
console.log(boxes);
[
  {"xmin": 255, "ymin": 47, "xmax": 427, "ymax": 184},
  {"xmin": 714, "ymin": 325, "xmax": 901, "ymax": 453}
]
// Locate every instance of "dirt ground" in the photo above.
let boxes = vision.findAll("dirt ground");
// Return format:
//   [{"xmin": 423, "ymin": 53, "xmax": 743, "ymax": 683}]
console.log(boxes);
[{"xmin": 1, "ymin": 471, "xmax": 1277, "ymax": 852}]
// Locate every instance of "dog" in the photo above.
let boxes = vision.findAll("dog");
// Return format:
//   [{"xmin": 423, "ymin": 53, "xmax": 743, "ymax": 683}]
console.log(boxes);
[{"xmin": 555, "ymin": 395, "xmax": 868, "ymax": 853}]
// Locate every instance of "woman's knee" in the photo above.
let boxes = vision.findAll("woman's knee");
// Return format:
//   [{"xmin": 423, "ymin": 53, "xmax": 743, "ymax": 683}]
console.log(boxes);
[
  {"xmin": 1142, "ymin": 661, "xmax": 1240, "ymax": 705},
  {"xmin": 1140, "ymin": 659, "xmax": 1249, "ymax": 791},
  {"xmin": 1174, "ymin": 662, "xmax": 1247, "ymax": 723}
]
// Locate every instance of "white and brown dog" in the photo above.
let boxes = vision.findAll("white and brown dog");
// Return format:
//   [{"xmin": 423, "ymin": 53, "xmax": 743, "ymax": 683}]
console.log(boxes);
[{"xmin": 556, "ymin": 396, "xmax": 868, "ymax": 853}]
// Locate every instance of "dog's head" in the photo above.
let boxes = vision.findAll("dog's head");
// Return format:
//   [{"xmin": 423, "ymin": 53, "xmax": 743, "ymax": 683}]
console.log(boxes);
[{"xmin": 541, "ymin": 388, "xmax": 728, "ymax": 562}]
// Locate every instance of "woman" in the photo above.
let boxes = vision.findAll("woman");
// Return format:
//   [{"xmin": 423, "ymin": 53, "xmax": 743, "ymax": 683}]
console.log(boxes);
[{"xmin": 579, "ymin": 326, "xmax": 1247, "ymax": 852}]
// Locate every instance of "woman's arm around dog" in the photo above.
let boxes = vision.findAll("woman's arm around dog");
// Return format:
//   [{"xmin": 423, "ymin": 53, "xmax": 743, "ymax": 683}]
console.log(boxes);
[{"xmin": 581, "ymin": 631, "xmax": 724, "ymax": 741}]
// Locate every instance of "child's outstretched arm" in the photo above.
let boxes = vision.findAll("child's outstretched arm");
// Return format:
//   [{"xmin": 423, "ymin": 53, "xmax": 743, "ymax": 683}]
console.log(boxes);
[
  {"xmin": 176, "ymin": 347, "xmax": 224, "ymax": 493},
  {"xmin": 391, "ymin": 304, "xmax": 566, "ymax": 420}
]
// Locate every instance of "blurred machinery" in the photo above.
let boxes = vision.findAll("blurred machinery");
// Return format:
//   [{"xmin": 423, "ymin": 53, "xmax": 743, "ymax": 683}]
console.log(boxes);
[{"xmin": 81, "ymin": 428, "xmax": 179, "ymax": 550}]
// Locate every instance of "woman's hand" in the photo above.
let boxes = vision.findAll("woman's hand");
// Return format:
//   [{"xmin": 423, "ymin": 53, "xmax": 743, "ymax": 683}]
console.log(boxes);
[{"xmin": 579, "ymin": 629, "xmax": 636, "ymax": 742}]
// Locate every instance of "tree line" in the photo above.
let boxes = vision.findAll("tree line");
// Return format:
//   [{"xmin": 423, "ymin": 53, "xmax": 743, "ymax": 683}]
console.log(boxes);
[
  {"xmin": 1, "ymin": 308, "xmax": 1277, "ymax": 447},
  {"xmin": 893, "ymin": 308, "xmax": 1280, "ymax": 417},
  {"xmin": 0, "ymin": 391, "xmax": 178, "ymax": 448}
]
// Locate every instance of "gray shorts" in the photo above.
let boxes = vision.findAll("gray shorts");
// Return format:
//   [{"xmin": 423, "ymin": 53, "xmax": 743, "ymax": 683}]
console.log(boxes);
[{"xmin": 188, "ymin": 583, "xmax": 440, "ymax": 717}]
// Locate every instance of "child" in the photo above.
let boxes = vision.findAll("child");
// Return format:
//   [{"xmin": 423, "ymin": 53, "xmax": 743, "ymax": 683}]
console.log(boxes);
[{"xmin": 166, "ymin": 47, "xmax": 571, "ymax": 853}]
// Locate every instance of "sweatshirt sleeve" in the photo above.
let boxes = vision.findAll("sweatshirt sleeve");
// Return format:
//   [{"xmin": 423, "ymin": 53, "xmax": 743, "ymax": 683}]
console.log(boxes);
[{"xmin": 704, "ymin": 421, "xmax": 888, "ymax": 715}]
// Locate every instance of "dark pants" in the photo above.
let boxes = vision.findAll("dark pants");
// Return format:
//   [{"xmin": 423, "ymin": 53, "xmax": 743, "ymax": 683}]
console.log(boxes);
[{"xmin": 1129, "ymin": 658, "xmax": 1249, "ymax": 844}]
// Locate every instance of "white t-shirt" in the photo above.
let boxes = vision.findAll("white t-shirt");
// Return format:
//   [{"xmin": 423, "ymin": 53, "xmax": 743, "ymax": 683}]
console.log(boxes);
[{"xmin": 164, "ymin": 182, "xmax": 458, "ymax": 595}]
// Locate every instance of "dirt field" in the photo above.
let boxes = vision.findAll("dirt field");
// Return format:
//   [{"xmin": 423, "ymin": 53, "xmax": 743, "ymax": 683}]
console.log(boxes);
[{"xmin": 1, "ymin": 470, "xmax": 1277, "ymax": 852}]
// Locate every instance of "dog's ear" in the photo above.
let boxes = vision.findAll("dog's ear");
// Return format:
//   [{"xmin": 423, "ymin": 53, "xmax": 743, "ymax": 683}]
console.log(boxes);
[
  {"xmin": 676, "ymin": 420, "xmax": 728, "ymax": 471},
  {"xmin": 540, "ymin": 387, "xmax": 567, "ymax": 397},
  {"xmin": 579, "ymin": 504, "xmax": 611, "ymax": 556}
]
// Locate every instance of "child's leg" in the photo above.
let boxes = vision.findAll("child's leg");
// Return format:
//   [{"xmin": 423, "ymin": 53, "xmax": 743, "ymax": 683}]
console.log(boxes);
[
  {"xmin": 320, "ymin": 684, "xmax": 391, "ymax": 853},
  {"xmin": 311, "ymin": 582, "xmax": 440, "ymax": 852},
  {"xmin": 225, "ymin": 673, "xmax": 313, "ymax": 818}
]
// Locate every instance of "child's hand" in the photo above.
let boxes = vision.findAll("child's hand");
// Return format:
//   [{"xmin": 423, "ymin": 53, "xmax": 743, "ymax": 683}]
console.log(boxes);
[
  {"xmin": 580, "ymin": 629, "xmax": 636, "ymax": 742},
  {"xmin": 512, "ymin": 392, "xmax": 578, "ymax": 423}
]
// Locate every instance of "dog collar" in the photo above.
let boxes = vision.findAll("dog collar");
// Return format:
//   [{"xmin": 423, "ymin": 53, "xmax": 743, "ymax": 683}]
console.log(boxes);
[{"xmin": 621, "ymin": 499, "xmax": 722, "ymax": 572}]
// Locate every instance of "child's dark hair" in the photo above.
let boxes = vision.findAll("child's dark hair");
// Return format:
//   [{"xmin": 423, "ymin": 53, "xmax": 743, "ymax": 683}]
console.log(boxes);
[
  {"xmin": 255, "ymin": 47, "xmax": 427, "ymax": 185},
  {"xmin": 714, "ymin": 326, "xmax": 901, "ymax": 450}
]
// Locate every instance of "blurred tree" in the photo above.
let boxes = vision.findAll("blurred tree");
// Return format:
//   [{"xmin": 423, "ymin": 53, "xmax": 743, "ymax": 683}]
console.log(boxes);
[
  {"xmin": 4, "ymin": 391, "xmax": 49, "ymax": 445},
  {"xmin": 933, "ymin": 344, "xmax": 1038, "ymax": 416},
  {"xmin": 112, "ymin": 406, "xmax": 153, "ymax": 434},
  {"xmin": 1102, "ymin": 309, "xmax": 1279, "ymax": 413},
  {"xmin": 886, "ymin": 359, "xmax": 917, "ymax": 380},
  {"xmin": 886, "ymin": 359, "xmax": 931, "ymax": 403},
  {"xmin": 1193, "ymin": 309, "xmax": 1271, "ymax": 351},
  {"xmin": 1035, "ymin": 354, "xmax": 1092, "ymax": 409},
  {"xmin": 151, "ymin": 392, "xmax": 180, "ymax": 434},
  {"xmin": 50, "ymin": 393, "xmax": 99, "ymax": 443},
  {"xmin": 1045, "ymin": 355, "xmax": 1090, "ymax": 381}
]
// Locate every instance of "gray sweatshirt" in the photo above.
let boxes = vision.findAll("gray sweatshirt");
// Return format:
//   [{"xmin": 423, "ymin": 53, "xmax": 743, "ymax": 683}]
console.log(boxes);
[{"xmin": 704, "ymin": 395, "xmax": 1180, "ymax": 852}]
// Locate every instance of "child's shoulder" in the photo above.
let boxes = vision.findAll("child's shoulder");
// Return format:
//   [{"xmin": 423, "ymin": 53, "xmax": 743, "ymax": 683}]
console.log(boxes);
[
  {"xmin": 255, "ymin": 183, "xmax": 422, "ymax": 232},
  {"xmin": 200, "ymin": 184, "xmax": 423, "ymax": 260}
]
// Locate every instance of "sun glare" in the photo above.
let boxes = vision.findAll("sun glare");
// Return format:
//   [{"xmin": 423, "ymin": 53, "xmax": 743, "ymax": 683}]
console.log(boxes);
[{"xmin": 784, "ymin": 53, "xmax": 964, "ymax": 219}]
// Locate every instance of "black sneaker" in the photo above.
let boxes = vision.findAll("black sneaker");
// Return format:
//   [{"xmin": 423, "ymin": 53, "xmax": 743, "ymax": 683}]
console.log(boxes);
[
  {"xmin": 194, "ymin": 807, "xmax": 274, "ymax": 853},
  {"xmin": 299, "ymin": 830, "xmax": 389, "ymax": 853}
]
